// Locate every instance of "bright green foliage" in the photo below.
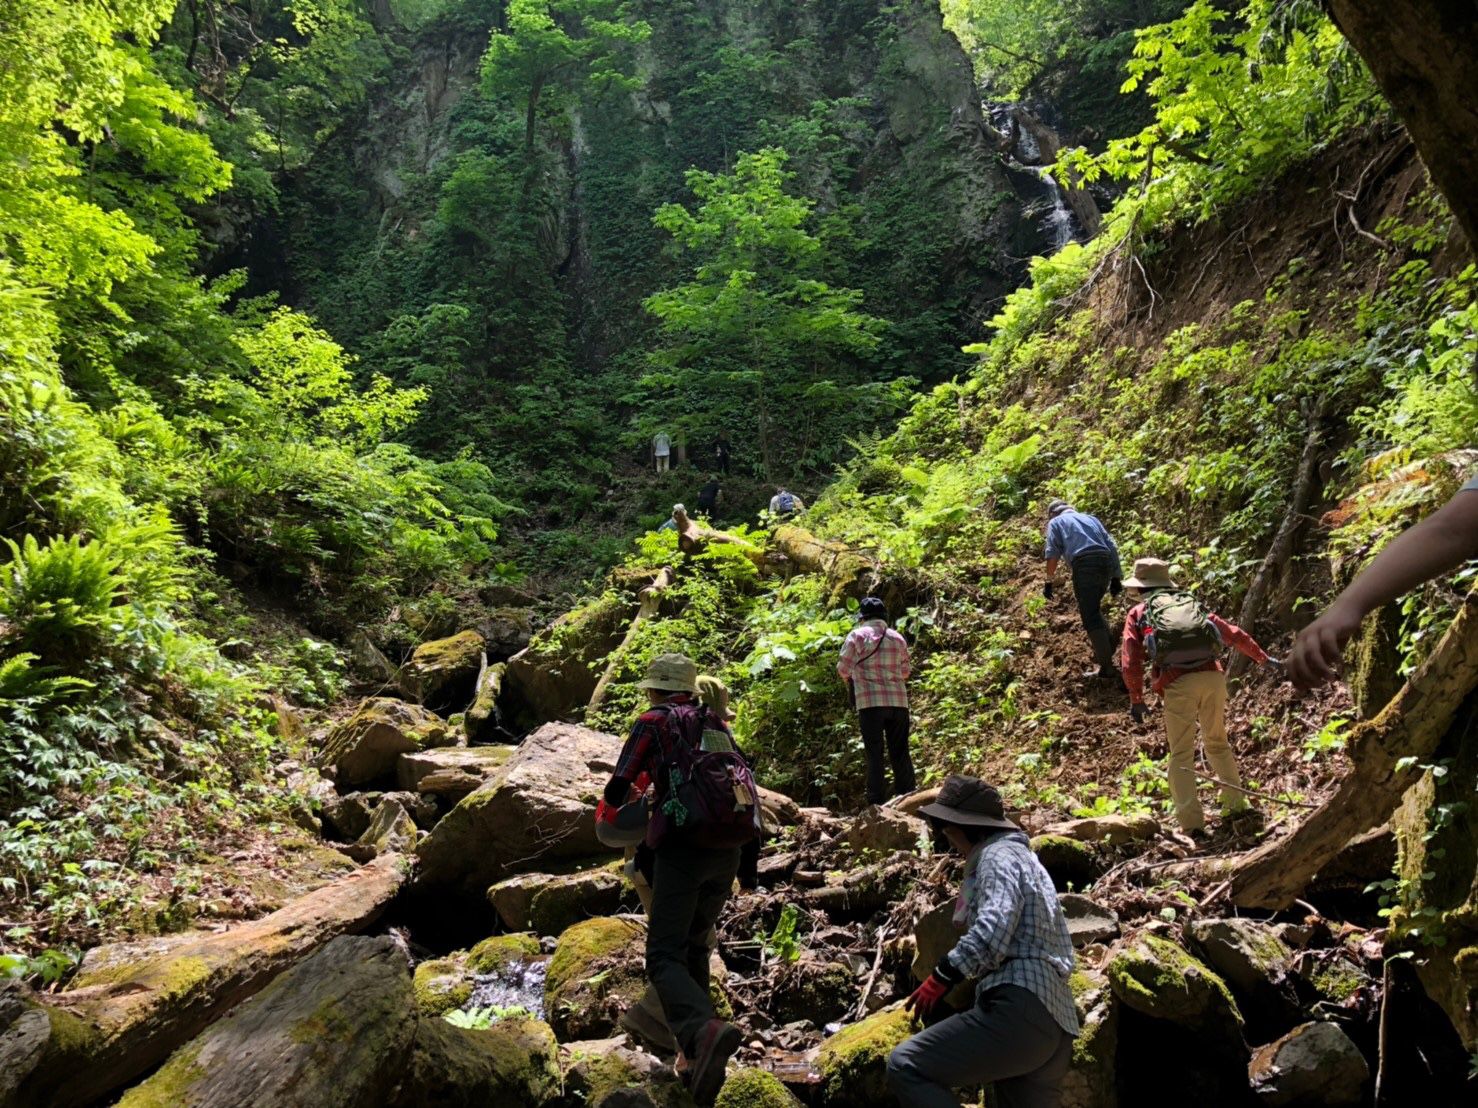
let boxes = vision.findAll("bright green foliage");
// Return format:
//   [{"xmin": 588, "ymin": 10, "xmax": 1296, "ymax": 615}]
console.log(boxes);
[
  {"xmin": 1059, "ymin": 1, "xmax": 1382, "ymax": 217},
  {"xmin": 643, "ymin": 148, "xmax": 896, "ymax": 481},
  {"xmin": 482, "ymin": 0, "xmax": 650, "ymax": 153}
]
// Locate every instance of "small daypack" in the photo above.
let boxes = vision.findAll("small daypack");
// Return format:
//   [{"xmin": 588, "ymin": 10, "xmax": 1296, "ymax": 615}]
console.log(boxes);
[
  {"xmin": 648, "ymin": 702, "xmax": 762, "ymax": 850},
  {"xmin": 776, "ymin": 491, "xmax": 796, "ymax": 513},
  {"xmin": 1140, "ymin": 589, "xmax": 1223, "ymax": 667}
]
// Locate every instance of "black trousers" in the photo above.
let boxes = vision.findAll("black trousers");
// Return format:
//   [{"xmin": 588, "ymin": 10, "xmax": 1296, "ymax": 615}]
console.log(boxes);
[
  {"xmin": 859, "ymin": 705, "xmax": 916, "ymax": 804},
  {"xmin": 1071, "ymin": 551, "xmax": 1117, "ymax": 669},
  {"xmin": 646, "ymin": 841, "xmax": 740, "ymax": 1054}
]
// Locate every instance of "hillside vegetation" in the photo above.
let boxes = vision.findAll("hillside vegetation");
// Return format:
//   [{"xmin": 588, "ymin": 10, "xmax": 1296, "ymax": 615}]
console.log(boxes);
[{"xmin": 1, "ymin": 0, "xmax": 1475, "ymax": 1103}]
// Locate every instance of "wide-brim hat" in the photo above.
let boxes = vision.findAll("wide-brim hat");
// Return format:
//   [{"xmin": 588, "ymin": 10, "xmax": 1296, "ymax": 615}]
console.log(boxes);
[
  {"xmin": 1122, "ymin": 557, "xmax": 1176, "ymax": 590},
  {"xmin": 596, "ymin": 797, "xmax": 649, "ymax": 848},
  {"xmin": 917, "ymin": 775, "xmax": 1019, "ymax": 831},
  {"xmin": 637, "ymin": 652, "xmax": 699, "ymax": 693}
]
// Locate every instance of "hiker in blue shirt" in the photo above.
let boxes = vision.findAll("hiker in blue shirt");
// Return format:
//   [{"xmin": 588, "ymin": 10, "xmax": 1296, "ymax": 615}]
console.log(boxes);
[{"xmin": 1042, "ymin": 499, "xmax": 1124, "ymax": 679}]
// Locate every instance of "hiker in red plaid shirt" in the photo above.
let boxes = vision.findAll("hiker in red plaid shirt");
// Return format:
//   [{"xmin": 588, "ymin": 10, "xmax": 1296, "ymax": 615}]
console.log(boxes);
[{"xmin": 838, "ymin": 596, "xmax": 917, "ymax": 804}]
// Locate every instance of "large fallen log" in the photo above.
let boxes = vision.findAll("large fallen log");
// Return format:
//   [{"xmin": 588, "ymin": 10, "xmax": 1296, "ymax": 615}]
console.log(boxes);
[
  {"xmin": 587, "ymin": 565, "xmax": 675, "ymax": 713},
  {"xmin": 770, "ymin": 524, "xmax": 878, "ymax": 603},
  {"xmin": 3, "ymin": 853, "xmax": 409, "ymax": 1108},
  {"xmin": 1228, "ymin": 587, "xmax": 1478, "ymax": 909}
]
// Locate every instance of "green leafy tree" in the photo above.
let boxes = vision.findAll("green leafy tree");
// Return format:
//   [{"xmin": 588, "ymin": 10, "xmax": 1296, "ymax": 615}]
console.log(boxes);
[
  {"xmin": 643, "ymin": 148, "xmax": 887, "ymax": 480},
  {"xmin": 481, "ymin": 0, "xmax": 650, "ymax": 155}
]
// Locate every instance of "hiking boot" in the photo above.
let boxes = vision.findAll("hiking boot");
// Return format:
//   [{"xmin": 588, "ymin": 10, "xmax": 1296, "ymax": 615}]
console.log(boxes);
[
  {"xmin": 619, "ymin": 998, "xmax": 678, "ymax": 1054},
  {"xmin": 687, "ymin": 1018, "xmax": 742, "ymax": 1105},
  {"xmin": 1178, "ymin": 827, "xmax": 1210, "ymax": 849}
]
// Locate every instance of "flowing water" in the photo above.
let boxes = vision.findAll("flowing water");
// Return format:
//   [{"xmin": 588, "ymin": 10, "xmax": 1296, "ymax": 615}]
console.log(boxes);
[{"xmin": 462, "ymin": 956, "xmax": 550, "ymax": 1022}]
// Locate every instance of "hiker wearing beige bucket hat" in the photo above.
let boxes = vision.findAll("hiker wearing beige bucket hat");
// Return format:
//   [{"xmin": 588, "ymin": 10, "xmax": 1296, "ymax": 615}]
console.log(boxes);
[
  {"xmin": 888, "ymin": 775, "xmax": 1078, "ymax": 1107},
  {"xmin": 1119, "ymin": 558, "xmax": 1283, "ymax": 842}
]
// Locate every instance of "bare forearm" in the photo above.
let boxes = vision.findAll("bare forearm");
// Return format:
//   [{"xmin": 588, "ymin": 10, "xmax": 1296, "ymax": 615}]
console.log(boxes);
[{"xmin": 1334, "ymin": 494, "xmax": 1478, "ymax": 620}]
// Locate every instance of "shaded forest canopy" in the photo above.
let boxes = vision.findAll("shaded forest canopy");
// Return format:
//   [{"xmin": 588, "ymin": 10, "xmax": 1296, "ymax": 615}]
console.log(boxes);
[{"xmin": 1, "ymin": 0, "xmax": 1477, "ymax": 1101}]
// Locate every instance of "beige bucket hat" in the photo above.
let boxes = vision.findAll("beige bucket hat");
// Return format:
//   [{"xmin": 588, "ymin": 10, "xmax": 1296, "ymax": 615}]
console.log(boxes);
[
  {"xmin": 637, "ymin": 652, "xmax": 699, "ymax": 693},
  {"xmin": 1122, "ymin": 557, "xmax": 1176, "ymax": 590}
]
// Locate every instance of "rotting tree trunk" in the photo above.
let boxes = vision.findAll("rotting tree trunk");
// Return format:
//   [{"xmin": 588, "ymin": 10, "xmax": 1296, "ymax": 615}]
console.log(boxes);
[
  {"xmin": 1228, "ymin": 587, "xmax": 1478, "ymax": 909},
  {"xmin": 6, "ymin": 854, "xmax": 408, "ymax": 1108},
  {"xmin": 770, "ymin": 524, "xmax": 878, "ymax": 604},
  {"xmin": 1325, "ymin": 1, "xmax": 1478, "ymax": 251},
  {"xmin": 587, "ymin": 566, "xmax": 674, "ymax": 714},
  {"xmin": 673, "ymin": 508, "xmax": 769, "ymax": 569},
  {"xmin": 1228, "ymin": 399, "xmax": 1329, "ymax": 679}
]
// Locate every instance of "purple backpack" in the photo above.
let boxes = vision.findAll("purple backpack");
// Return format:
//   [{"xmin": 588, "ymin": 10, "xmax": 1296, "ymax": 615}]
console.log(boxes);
[{"xmin": 646, "ymin": 702, "xmax": 762, "ymax": 850}]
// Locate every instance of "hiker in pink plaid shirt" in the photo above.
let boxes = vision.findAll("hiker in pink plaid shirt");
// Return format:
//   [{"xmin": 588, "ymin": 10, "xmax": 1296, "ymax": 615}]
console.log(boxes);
[{"xmin": 838, "ymin": 596, "xmax": 917, "ymax": 804}]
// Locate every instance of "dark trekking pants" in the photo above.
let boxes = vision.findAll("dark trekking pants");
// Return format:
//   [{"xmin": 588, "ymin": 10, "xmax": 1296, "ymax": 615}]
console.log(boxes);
[
  {"xmin": 858, "ymin": 705, "xmax": 916, "ymax": 805},
  {"xmin": 646, "ymin": 841, "xmax": 741, "ymax": 1054},
  {"xmin": 1071, "ymin": 551, "xmax": 1117, "ymax": 670},
  {"xmin": 888, "ymin": 985, "xmax": 1074, "ymax": 1108}
]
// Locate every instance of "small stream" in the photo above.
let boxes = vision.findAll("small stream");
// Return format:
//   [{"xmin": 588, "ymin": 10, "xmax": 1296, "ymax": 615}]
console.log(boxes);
[{"xmin": 462, "ymin": 956, "xmax": 550, "ymax": 1021}]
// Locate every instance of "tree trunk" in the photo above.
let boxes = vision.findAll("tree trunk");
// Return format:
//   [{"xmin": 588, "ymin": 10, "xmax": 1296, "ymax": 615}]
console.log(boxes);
[
  {"xmin": 1325, "ymin": 1, "xmax": 1478, "ymax": 250},
  {"xmin": 1227, "ymin": 399, "xmax": 1328, "ymax": 678},
  {"xmin": 770, "ymin": 524, "xmax": 878, "ymax": 604},
  {"xmin": 1228, "ymin": 586, "xmax": 1478, "ymax": 909},
  {"xmin": 587, "ymin": 566, "xmax": 674, "ymax": 713}
]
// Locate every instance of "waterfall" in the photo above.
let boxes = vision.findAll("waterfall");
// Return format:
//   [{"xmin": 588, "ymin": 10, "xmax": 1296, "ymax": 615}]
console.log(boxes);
[{"xmin": 1036, "ymin": 167, "xmax": 1077, "ymax": 252}]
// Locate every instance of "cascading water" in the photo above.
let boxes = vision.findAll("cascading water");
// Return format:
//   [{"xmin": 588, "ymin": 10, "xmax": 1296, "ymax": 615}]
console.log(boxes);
[
  {"xmin": 1036, "ymin": 167, "xmax": 1077, "ymax": 252},
  {"xmin": 461, "ymin": 956, "xmax": 550, "ymax": 1021}
]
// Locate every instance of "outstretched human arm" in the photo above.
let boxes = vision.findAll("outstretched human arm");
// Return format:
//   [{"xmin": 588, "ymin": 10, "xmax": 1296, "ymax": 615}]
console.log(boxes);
[{"xmin": 1288, "ymin": 485, "xmax": 1478, "ymax": 688}]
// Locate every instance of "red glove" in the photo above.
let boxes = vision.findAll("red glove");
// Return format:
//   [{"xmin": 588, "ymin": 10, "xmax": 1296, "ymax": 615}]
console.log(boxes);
[{"xmin": 905, "ymin": 972, "xmax": 951, "ymax": 1019}]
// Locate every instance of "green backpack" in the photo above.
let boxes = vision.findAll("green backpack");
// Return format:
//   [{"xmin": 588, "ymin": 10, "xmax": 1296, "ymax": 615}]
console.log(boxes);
[{"xmin": 1141, "ymin": 589, "xmax": 1222, "ymax": 667}]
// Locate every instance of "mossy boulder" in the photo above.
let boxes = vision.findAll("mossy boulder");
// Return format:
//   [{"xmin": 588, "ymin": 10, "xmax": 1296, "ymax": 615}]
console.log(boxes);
[
  {"xmin": 469, "ymin": 932, "xmax": 542, "ymax": 974},
  {"xmin": 389, "ymin": 1015, "xmax": 560, "ymax": 1107},
  {"xmin": 116, "ymin": 935, "xmax": 415, "ymax": 1107},
  {"xmin": 319, "ymin": 698, "xmax": 451, "ymax": 788},
  {"xmin": 414, "ymin": 957, "xmax": 475, "ymax": 1017},
  {"xmin": 909, "ymin": 901, "xmax": 977, "ymax": 1008},
  {"xmin": 1030, "ymin": 834, "xmax": 1105, "ymax": 890},
  {"xmin": 503, "ymin": 592, "xmax": 630, "ymax": 731},
  {"xmin": 845, "ymin": 805, "xmax": 927, "ymax": 855},
  {"xmin": 545, "ymin": 917, "xmax": 648, "ymax": 1041},
  {"xmin": 343, "ymin": 796, "xmax": 418, "ymax": 862},
  {"xmin": 815, "ymin": 1005, "xmax": 914, "ymax": 1107},
  {"xmin": 463, "ymin": 661, "xmax": 506, "ymax": 743},
  {"xmin": 398, "ymin": 629, "xmax": 486, "ymax": 713},
  {"xmin": 560, "ymin": 1036, "xmax": 694, "ymax": 1107},
  {"xmin": 772, "ymin": 956, "xmax": 858, "ymax": 1026},
  {"xmin": 1107, "ymin": 934, "xmax": 1243, "ymax": 1037},
  {"xmin": 715, "ymin": 1067, "xmax": 803, "ymax": 1107},
  {"xmin": 416, "ymin": 722, "xmax": 619, "ymax": 895},
  {"xmin": 489, "ymin": 864, "xmax": 631, "ymax": 935},
  {"xmin": 0, "ymin": 981, "xmax": 53, "ymax": 1102},
  {"xmin": 1061, "ymin": 967, "xmax": 1118, "ymax": 1108},
  {"xmin": 1185, "ymin": 917, "xmax": 1300, "ymax": 1036}
]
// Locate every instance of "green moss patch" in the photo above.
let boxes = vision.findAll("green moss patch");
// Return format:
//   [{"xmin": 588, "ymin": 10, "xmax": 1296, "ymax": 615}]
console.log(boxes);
[{"xmin": 816, "ymin": 1006, "xmax": 914, "ymax": 1107}]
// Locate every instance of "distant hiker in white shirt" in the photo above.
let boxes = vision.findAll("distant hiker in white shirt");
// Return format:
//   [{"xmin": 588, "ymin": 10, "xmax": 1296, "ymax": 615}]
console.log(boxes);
[{"xmin": 653, "ymin": 432, "xmax": 672, "ymax": 473}]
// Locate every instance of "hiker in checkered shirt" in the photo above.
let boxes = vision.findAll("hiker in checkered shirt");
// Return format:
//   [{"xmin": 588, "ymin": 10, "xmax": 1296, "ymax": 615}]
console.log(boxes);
[
  {"xmin": 837, "ymin": 595, "xmax": 917, "ymax": 804},
  {"xmin": 889, "ymin": 776, "xmax": 1079, "ymax": 1107}
]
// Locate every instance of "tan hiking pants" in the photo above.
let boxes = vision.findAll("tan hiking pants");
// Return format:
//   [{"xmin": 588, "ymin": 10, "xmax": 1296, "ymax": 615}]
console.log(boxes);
[{"xmin": 1161, "ymin": 668, "xmax": 1249, "ymax": 832}]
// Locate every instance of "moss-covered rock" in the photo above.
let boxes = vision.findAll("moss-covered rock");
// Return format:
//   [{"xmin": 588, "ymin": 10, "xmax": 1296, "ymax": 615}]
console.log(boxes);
[
  {"xmin": 389, "ymin": 1015, "xmax": 560, "ymax": 1107},
  {"xmin": 772, "ymin": 957, "xmax": 862, "ymax": 1026},
  {"xmin": 1030, "ymin": 834, "xmax": 1105, "ymax": 890},
  {"xmin": 319, "ymin": 698, "xmax": 451, "ymax": 787},
  {"xmin": 715, "ymin": 1067, "xmax": 803, "ymax": 1107},
  {"xmin": 1061, "ymin": 967, "xmax": 1118, "ymax": 1108},
  {"xmin": 468, "ymin": 933, "xmax": 542, "ymax": 974},
  {"xmin": 117, "ymin": 935, "xmax": 415, "ymax": 1106},
  {"xmin": 545, "ymin": 917, "xmax": 648, "ymax": 1041},
  {"xmin": 1107, "ymin": 934, "xmax": 1243, "ymax": 1037},
  {"xmin": 414, "ymin": 957, "xmax": 475, "ymax": 1017},
  {"xmin": 464, "ymin": 661, "xmax": 506, "ymax": 743},
  {"xmin": 1184, "ymin": 917, "xmax": 1300, "ymax": 1036},
  {"xmin": 560, "ymin": 1036, "xmax": 694, "ymax": 1107},
  {"xmin": 815, "ymin": 1005, "xmax": 914, "ymax": 1107},
  {"xmin": 399, "ymin": 629, "xmax": 486, "ymax": 712},
  {"xmin": 489, "ymin": 863, "xmax": 630, "ymax": 935}
]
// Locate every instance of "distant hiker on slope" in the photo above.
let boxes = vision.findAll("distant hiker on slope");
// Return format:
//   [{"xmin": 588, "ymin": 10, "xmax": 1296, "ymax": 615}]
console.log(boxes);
[
  {"xmin": 769, "ymin": 487, "xmax": 804, "ymax": 517},
  {"xmin": 837, "ymin": 596, "xmax": 917, "ymax": 805},
  {"xmin": 596, "ymin": 672, "xmax": 757, "ymax": 1060},
  {"xmin": 714, "ymin": 431, "xmax": 731, "ymax": 476},
  {"xmin": 601, "ymin": 653, "xmax": 761, "ymax": 1104},
  {"xmin": 1289, "ymin": 473, "xmax": 1478, "ymax": 689},
  {"xmin": 888, "ymin": 775, "xmax": 1078, "ymax": 1108},
  {"xmin": 653, "ymin": 430, "xmax": 672, "ymax": 473},
  {"xmin": 1120, "ymin": 558, "xmax": 1282, "ymax": 841},
  {"xmin": 1042, "ymin": 498, "xmax": 1123, "ymax": 679}
]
